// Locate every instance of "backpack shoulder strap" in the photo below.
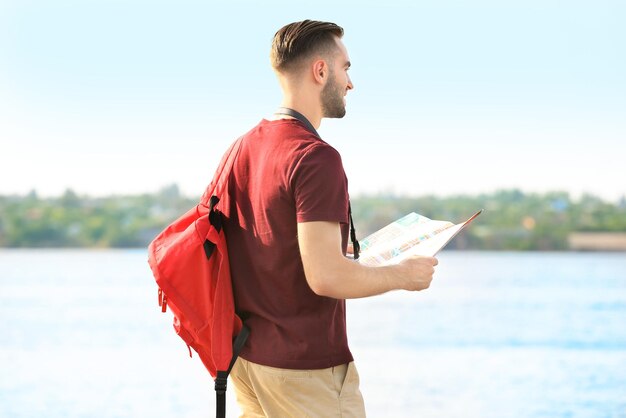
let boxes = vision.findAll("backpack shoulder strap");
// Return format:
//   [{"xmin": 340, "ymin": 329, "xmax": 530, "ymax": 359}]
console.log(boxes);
[
  {"xmin": 201, "ymin": 136, "xmax": 245, "ymax": 205},
  {"xmin": 205, "ymin": 136, "xmax": 247, "ymax": 418}
]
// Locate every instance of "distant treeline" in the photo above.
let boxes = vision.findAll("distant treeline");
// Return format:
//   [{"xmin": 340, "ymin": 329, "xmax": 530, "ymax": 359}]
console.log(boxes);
[{"xmin": 1, "ymin": 185, "xmax": 625, "ymax": 250}]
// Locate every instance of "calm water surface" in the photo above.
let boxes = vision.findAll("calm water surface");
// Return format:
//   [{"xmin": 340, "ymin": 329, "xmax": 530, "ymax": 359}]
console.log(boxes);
[{"xmin": 1, "ymin": 250, "xmax": 625, "ymax": 418}]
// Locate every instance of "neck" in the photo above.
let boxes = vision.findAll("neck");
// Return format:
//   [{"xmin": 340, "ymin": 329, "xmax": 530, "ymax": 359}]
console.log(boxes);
[{"xmin": 279, "ymin": 96, "xmax": 322, "ymax": 130}]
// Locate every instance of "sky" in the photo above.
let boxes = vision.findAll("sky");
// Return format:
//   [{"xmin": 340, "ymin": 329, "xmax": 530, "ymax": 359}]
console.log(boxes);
[{"xmin": 1, "ymin": 0, "xmax": 625, "ymax": 201}]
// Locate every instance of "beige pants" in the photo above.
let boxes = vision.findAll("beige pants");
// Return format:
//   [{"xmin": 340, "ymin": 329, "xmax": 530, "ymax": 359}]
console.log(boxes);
[{"xmin": 230, "ymin": 357, "xmax": 366, "ymax": 418}]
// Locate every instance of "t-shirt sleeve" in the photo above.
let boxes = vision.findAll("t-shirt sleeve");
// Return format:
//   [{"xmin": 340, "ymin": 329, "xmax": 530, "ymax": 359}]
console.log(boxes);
[{"xmin": 291, "ymin": 144, "xmax": 349, "ymax": 224}]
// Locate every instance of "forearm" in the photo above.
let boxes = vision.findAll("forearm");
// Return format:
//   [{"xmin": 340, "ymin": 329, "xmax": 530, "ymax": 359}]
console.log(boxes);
[
  {"xmin": 298, "ymin": 221, "xmax": 415, "ymax": 299},
  {"xmin": 307, "ymin": 255, "xmax": 408, "ymax": 299}
]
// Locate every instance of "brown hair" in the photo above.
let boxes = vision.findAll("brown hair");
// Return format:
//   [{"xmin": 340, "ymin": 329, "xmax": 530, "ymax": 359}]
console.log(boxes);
[{"xmin": 270, "ymin": 20, "xmax": 344, "ymax": 73}]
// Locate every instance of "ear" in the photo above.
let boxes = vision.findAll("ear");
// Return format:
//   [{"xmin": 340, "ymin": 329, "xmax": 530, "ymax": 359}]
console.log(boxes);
[{"xmin": 312, "ymin": 59, "xmax": 328, "ymax": 85}]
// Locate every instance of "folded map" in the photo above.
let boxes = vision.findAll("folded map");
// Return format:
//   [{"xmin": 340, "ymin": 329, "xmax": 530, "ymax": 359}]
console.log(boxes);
[{"xmin": 357, "ymin": 210, "xmax": 483, "ymax": 267}]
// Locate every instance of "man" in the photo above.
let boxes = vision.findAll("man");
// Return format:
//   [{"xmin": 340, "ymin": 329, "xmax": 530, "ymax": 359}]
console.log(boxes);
[{"xmin": 223, "ymin": 20, "xmax": 438, "ymax": 417}]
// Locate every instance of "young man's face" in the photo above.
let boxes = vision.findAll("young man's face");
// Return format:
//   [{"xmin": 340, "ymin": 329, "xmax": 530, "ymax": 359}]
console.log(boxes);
[{"xmin": 321, "ymin": 37, "xmax": 353, "ymax": 119}]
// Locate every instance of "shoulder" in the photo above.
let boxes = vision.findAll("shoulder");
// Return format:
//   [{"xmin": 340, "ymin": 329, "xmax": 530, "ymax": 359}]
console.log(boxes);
[
  {"xmin": 289, "ymin": 141, "xmax": 347, "ymax": 195},
  {"xmin": 294, "ymin": 140, "xmax": 343, "ymax": 171}
]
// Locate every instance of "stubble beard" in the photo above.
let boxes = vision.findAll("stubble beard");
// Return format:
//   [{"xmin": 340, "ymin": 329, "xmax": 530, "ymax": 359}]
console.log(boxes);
[{"xmin": 321, "ymin": 74, "xmax": 346, "ymax": 119}]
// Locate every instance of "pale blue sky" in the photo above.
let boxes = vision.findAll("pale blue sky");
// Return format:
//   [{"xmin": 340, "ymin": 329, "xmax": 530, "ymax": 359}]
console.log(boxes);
[{"xmin": 1, "ymin": 0, "xmax": 624, "ymax": 201}]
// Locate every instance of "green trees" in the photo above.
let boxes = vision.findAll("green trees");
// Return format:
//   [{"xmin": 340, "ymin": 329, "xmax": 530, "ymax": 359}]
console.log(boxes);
[
  {"xmin": 0, "ymin": 186, "xmax": 196, "ymax": 248},
  {"xmin": 0, "ymin": 187, "xmax": 624, "ymax": 249},
  {"xmin": 351, "ymin": 189, "xmax": 626, "ymax": 251}
]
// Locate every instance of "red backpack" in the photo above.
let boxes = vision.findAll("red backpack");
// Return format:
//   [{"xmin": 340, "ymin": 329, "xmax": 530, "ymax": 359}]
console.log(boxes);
[{"xmin": 147, "ymin": 137, "xmax": 248, "ymax": 418}]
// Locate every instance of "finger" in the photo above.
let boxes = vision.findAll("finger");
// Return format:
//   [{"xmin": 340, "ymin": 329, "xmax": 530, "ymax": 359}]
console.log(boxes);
[{"xmin": 414, "ymin": 256, "xmax": 438, "ymax": 266}]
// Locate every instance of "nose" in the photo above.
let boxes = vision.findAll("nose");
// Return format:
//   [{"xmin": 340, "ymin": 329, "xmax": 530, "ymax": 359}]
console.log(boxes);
[{"xmin": 347, "ymin": 74, "xmax": 354, "ymax": 91}]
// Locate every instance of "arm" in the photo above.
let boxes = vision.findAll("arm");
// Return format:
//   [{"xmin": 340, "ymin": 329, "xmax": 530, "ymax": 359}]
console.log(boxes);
[{"xmin": 298, "ymin": 221, "xmax": 438, "ymax": 299}]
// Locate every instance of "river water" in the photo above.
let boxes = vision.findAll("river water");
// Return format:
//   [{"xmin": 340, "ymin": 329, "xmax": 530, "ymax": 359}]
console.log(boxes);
[{"xmin": 1, "ymin": 250, "xmax": 625, "ymax": 417}]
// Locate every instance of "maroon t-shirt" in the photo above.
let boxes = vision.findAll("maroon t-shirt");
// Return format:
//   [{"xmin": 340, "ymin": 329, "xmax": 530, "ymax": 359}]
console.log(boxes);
[{"xmin": 222, "ymin": 118, "xmax": 353, "ymax": 369}]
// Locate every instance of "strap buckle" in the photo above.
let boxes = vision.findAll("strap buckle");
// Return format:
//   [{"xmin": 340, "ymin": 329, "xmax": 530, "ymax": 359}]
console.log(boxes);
[{"xmin": 214, "ymin": 375, "xmax": 228, "ymax": 395}]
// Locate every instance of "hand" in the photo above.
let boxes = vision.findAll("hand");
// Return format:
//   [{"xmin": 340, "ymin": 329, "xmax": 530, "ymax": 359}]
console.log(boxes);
[{"xmin": 396, "ymin": 256, "xmax": 438, "ymax": 291}]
